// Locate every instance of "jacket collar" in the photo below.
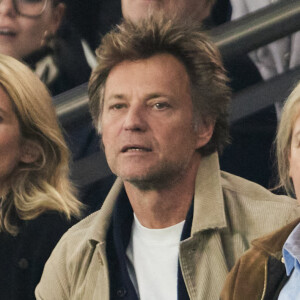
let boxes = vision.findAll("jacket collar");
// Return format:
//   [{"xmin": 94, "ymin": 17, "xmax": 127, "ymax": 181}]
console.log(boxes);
[
  {"xmin": 86, "ymin": 177, "xmax": 123, "ymax": 244},
  {"xmin": 192, "ymin": 151, "xmax": 227, "ymax": 234},
  {"xmin": 86, "ymin": 151, "xmax": 227, "ymax": 244},
  {"xmin": 251, "ymin": 217, "xmax": 300, "ymax": 260}
]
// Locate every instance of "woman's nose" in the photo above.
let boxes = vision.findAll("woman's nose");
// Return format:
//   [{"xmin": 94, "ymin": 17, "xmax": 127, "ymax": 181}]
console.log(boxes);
[{"xmin": 0, "ymin": 0, "xmax": 17, "ymax": 18}]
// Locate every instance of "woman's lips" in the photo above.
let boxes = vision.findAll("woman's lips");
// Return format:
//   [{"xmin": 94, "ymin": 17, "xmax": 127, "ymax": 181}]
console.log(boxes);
[{"xmin": 0, "ymin": 27, "xmax": 17, "ymax": 37}]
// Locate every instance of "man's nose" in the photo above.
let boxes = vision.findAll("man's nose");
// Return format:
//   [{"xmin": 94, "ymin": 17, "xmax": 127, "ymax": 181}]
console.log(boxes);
[
  {"xmin": 0, "ymin": 0, "xmax": 17, "ymax": 17},
  {"xmin": 123, "ymin": 104, "xmax": 147, "ymax": 132}
]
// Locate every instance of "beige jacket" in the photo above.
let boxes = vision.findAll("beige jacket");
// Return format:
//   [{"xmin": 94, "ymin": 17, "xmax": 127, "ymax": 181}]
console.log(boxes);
[{"xmin": 35, "ymin": 152, "xmax": 300, "ymax": 300}]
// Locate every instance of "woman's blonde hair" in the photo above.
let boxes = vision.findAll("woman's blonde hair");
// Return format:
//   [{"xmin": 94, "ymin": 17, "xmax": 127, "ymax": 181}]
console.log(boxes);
[
  {"xmin": 276, "ymin": 81, "xmax": 300, "ymax": 196},
  {"xmin": 0, "ymin": 54, "xmax": 83, "ymax": 235}
]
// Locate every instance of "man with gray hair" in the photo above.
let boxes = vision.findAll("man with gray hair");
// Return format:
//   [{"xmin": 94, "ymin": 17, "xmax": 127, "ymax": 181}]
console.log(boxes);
[
  {"xmin": 121, "ymin": 0, "xmax": 216, "ymax": 23},
  {"xmin": 36, "ymin": 17, "xmax": 299, "ymax": 300}
]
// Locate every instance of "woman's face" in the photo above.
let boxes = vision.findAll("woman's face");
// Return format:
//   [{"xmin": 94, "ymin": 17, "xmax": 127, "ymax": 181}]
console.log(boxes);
[
  {"xmin": 0, "ymin": 86, "xmax": 24, "ymax": 192},
  {"xmin": 289, "ymin": 112, "xmax": 300, "ymax": 199},
  {"xmin": 0, "ymin": 0, "xmax": 64, "ymax": 60}
]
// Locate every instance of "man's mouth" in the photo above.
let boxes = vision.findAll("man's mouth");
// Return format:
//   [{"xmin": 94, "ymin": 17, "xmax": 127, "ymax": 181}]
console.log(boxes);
[{"xmin": 121, "ymin": 146, "xmax": 152, "ymax": 153}]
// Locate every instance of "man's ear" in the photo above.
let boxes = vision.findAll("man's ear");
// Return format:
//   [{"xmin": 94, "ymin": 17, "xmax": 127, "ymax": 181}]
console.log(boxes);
[
  {"xmin": 49, "ymin": 3, "xmax": 66, "ymax": 35},
  {"xmin": 20, "ymin": 140, "xmax": 41, "ymax": 164},
  {"xmin": 195, "ymin": 119, "xmax": 215, "ymax": 149}
]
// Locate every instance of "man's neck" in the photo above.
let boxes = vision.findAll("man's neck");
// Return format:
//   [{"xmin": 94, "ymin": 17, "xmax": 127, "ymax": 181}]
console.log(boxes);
[{"xmin": 124, "ymin": 156, "xmax": 201, "ymax": 229}]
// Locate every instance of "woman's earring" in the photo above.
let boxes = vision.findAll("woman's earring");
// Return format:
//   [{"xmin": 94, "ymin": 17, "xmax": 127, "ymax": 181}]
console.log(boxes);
[
  {"xmin": 41, "ymin": 30, "xmax": 54, "ymax": 48},
  {"xmin": 41, "ymin": 30, "xmax": 48, "ymax": 47}
]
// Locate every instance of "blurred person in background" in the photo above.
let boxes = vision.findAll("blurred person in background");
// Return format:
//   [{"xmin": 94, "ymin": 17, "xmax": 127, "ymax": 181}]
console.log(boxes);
[
  {"xmin": 121, "ymin": 0, "xmax": 262, "ymax": 92},
  {"xmin": 0, "ymin": 0, "xmax": 101, "ymax": 161},
  {"xmin": 64, "ymin": 0, "xmax": 122, "ymax": 51},
  {"xmin": 0, "ymin": 54, "xmax": 83, "ymax": 300},
  {"xmin": 231, "ymin": 0, "xmax": 300, "ymax": 81},
  {"xmin": 221, "ymin": 81, "xmax": 300, "ymax": 299},
  {"xmin": 0, "ymin": 0, "xmax": 91, "ymax": 96},
  {"xmin": 121, "ymin": 0, "xmax": 215, "ymax": 23},
  {"xmin": 221, "ymin": 0, "xmax": 299, "ymax": 189}
]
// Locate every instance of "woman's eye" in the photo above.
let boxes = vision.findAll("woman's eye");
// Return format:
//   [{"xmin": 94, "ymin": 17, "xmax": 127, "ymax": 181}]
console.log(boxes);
[{"xmin": 22, "ymin": 0, "xmax": 44, "ymax": 3}]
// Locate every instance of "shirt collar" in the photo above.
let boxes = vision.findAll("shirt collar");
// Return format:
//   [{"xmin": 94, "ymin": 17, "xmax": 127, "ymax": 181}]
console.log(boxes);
[{"xmin": 283, "ymin": 222, "xmax": 300, "ymax": 275}]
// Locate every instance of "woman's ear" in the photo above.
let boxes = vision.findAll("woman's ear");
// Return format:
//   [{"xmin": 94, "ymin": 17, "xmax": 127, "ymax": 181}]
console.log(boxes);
[
  {"xmin": 49, "ymin": 3, "xmax": 66, "ymax": 35},
  {"xmin": 20, "ymin": 140, "xmax": 41, "ymax": 164}
]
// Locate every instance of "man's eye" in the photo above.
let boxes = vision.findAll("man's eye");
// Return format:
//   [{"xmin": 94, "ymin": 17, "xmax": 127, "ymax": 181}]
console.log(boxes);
[
  {"xmin": 153, "ymin": 102, "xmax": 170, "ymax": 110},
  {"xmin": 110, "ymin": 104, "xmax": 126, "ymax": 110}
]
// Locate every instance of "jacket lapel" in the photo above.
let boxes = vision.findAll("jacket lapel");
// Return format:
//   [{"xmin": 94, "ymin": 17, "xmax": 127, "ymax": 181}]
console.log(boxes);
[
  {"xmin": 83, "ymin": 178, "xmax": 124, "ymax": 300},
  {"xmin": 180, "ymin": 231, "xmax": 229, "ymax": 300},
  {"xmin": 264, "ymin": 256, "xmax": 287, "ymax": 300},
  {"xmin": 180, "ymin": 152, "xmax": 229, "ymax": 299},
  {"xmin": 251, "ymin": 218, "xmax": 300, "ymax": 300}
]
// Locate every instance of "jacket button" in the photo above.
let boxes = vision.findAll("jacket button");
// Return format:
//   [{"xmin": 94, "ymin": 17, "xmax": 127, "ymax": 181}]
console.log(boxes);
[
  {"xmin": 18, "ymin": 258, "xmax": 29, "ymax": 270},
  {"xmin": 116, "ymin": 287, "xmax": 127, "ymax": 298}
]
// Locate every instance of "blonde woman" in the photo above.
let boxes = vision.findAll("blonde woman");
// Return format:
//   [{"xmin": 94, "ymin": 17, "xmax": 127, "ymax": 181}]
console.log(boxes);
[
  {"xmin": 221, "ymin": 82, "xmax": 300, "ymax": 299},
  {"xmin": 0, "ymin": 54, "xmax": 83, "ymax": 300}
]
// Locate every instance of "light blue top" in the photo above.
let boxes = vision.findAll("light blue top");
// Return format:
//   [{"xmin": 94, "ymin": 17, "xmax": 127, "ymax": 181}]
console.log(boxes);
[{"xmin": 279, "ymin": 222, "xmax": 300, "ymax": 299}]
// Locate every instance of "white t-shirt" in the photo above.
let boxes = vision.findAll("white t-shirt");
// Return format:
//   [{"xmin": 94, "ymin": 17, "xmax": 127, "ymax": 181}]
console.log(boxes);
[{"xmin": 126, "ymin": 214, "xmax": 185, "ymax": 300}]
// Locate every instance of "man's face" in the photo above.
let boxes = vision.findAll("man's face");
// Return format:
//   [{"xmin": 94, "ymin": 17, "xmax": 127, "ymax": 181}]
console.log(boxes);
[
  {"xmin": 121, "ymin": 0, "xmax": 213, "ymax": 23},
  {"xmin": 101, "ymin": 54, "xmax": 212, "ymax": 189}
]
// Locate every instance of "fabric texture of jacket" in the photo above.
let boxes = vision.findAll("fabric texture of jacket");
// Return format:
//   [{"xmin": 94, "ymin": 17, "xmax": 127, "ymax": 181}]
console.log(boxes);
[
  {"xmin": 220, "ymin": 218, "xmax": 300, "ymax": 300},
  {"xmin": 35, "ymin": 152, "xmax": 300, "ymax": 300},
  {"xmin": 0, "ymin": 212, "xmax": 76, "ymax": 300}
]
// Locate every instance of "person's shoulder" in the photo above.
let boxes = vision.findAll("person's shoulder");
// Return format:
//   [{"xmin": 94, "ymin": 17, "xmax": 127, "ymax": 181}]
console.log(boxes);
[
  {"xmin": 220, "ymin": 243, "xmax": 269, "ymax": 300},
  {"xmin": 252, "ymin": 217, "xmax": 300, "ymax": 252},
  {"xmin": 16, "ymin": 212, "xmax": 80, "ymax": 272},
  {"xmin": 52, "ymin": 176, "xmax": 121, "ymax": 255},
  {"xmin": 22, "ymin": 211, "xmax": 76, "ymax": 239},
  {"xmin": 40, "ymin": 211, "xmax": 101, "ymax": 273},
  {"xmin": 228, "ymin": 219, "xmax": 300, "ymax": 285},
  {"xmin": 34, "ymin": 211, "xmax": 104, "ymax": 299},
  {"xmin": 58, "ymin": 210, "xmax": 100, "ymax": 244},
  {"xmin": 27, "ymin": 211, "xmax": 73, "ymax": 225},
  {"xmin": 220, "ymin": 171, "xmax": 297, "ymax": 205}
]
